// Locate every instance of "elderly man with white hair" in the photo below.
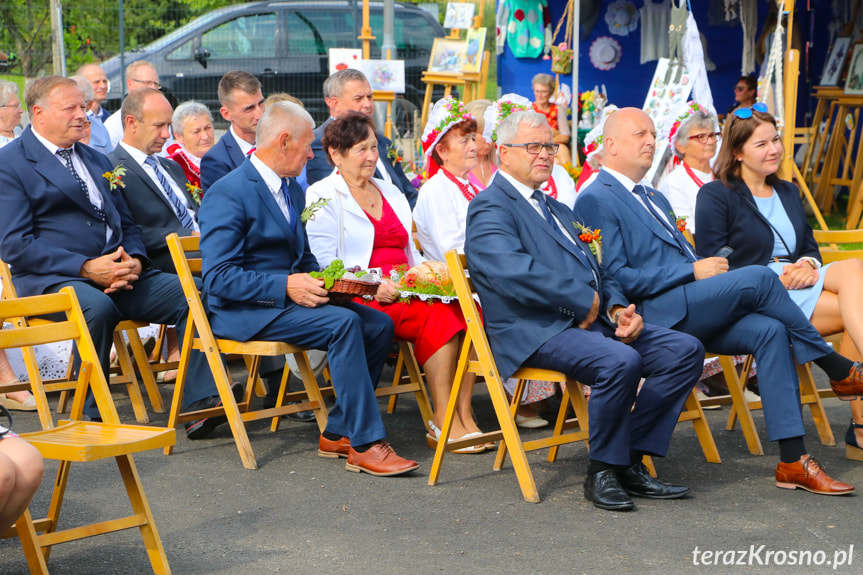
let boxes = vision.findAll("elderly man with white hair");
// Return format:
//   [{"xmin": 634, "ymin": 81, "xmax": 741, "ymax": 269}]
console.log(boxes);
[{"xmin": 199, "ymin": 101, "xmax": 418, "ymax": 477}]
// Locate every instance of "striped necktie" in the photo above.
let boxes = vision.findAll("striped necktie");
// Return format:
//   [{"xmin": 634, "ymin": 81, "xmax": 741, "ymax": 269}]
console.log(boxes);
[
  {"xmin": 56, "ymin": 148, "xmax": 105, "ymax": 221},
  {"xmin": 144, "ymin": 156, "xmax": 198, "ymax": 231}
]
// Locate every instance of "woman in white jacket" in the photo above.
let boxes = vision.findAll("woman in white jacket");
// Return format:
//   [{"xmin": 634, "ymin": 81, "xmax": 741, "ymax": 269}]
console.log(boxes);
[{"xmin": 305, "ymin": 112, "xmax": 487, "ymax": 453}]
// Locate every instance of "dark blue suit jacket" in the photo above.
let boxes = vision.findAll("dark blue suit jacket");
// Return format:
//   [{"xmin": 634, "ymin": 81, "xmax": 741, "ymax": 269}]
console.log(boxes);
[
  {"xmin": 200, "ymin": 129, "xmax": 247, "ymax": 191},
  {"xmin": 198, "ymin": 160, "xmax": 319, "ymax": 342},
  {"xmin": 305, "ymin": 118, "xmax": 418, "ymax": 208},
  {"xmin": 464, "ymin": 175, "xmax": 628, "ymax": 380},
  {"xmin": 0, "ymin": 126, "xmax": 151, "ymax": 297},
  {"xmin": 695, "ymin": 179, "xmax": 820, "ymax": 268},
  {"xmin": 576, "ymin": 170, "xmax": 698, "ymax": 328}
]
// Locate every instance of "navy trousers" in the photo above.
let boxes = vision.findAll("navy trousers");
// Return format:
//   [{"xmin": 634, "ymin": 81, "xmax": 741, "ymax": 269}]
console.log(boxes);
[
  {"xmin": 51, "ymin": 272, "xmax": 218, "ymax": 419},
  {"xmin": 248, "ymin": 301, "xmax": 394, "ymax": 447},
  {"xmin": 523, "ymin": 321, "xmax": 703, "ymax": 466},
  {"xmin": 670, "ymin": 266, "xmax": 833, "ymax": 441}
]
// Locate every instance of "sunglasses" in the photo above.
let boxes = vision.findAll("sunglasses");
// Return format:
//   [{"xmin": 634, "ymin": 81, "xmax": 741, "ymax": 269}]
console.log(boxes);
[{"xmin": 732, "ymin": 102, "xmax": 768, "ymax": 119}]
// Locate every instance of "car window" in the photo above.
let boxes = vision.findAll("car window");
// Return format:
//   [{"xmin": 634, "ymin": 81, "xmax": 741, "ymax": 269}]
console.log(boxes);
[
  {"xmin": 201, "ymin": 12, "xmax": 277, "ymax": 59},
  {"xmin": 369, "ymin": 12, "xmax": 438, "ymax": 57},
  {"xmin": 166, "ymin": 38, "xmax": 195, "ymax": 61},
  {"xmin": 286, "ymin": 10, "xmax": 357, "ymax": 55}
]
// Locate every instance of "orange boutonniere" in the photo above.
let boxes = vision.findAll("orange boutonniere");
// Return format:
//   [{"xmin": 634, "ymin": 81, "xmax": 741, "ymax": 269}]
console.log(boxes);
[
  {"xmin": 185, "ymin": 182, "xmax": 203, "ymax": 206},
  {"xmin": 102, "ymin": 165, "xmax": 126, "ymax": 190},
  {"xmin": 675, "ymin": 216, "xmax": 688, "ymax": 233},
  {"xmin": 386, "ymin": 143, "xmax": 403, "ymax": 167},
  {"xmin": 573, "ymin": 222, "xmax": 602, "ymax": 264}
]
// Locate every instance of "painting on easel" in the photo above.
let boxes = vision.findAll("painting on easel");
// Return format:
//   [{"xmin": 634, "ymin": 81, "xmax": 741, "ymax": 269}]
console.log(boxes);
[
  {"xmin": 462, "ymin": 28, "xmax": 487, "ymax": 73},
  {"xmin": 428, "ymin": 38, "xmax": 468, "ymax": 73},
  {"xmin": 844, "ymin": 43, "xmax": 863, "ymax": 95},
  {"xmin": 821, "ymin": 37, "xmax": 851, "ymax": 87},
  {"xmin": 443, "ymin": 2, "xmax": 475, "ymax": 29}
]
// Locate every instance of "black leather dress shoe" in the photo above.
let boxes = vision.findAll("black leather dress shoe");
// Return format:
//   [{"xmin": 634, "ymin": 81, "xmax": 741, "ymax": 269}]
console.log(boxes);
[
  {"xmin": 617, "ymin": 463, "xmax": 690, "ymax": 499},
  {"xmin": 185, "ymin": 383, "xmax": 243, "ymax": 440},
  {"xmin": 584, "ymin": 470, "xmax": 634, "ymax": 511}
]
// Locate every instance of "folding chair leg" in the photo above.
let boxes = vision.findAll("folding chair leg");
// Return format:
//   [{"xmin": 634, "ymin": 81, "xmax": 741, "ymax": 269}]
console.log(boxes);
[
  {"xmin": 798, "ymin": 363, "xmax": 835, "ymax": 446},
  {"xmin": 14, "ymin": 509, "xmax": 49, "ymax": 575},
  {"xmin": 546, "ymin": 385, "xmax": 571, "ymax": 463},
  {"xmin": 684, "ymin": 388, "xmax": 721, "ymax": 463},
  {"xmin": 387, "ymin": 349, "xmax": 405, "ymax": 413},
  {"xmin": 398, "ymin": 341, "xmax": 433, "ymax": 431},
  {"xmin": 548, "ymin": 380, "xmax": 590, "ymax": 462},
  {"xmin": 126, "ymin": 328, "xmax": 165, "ymax": 413},
  {"xmin": 721, "ymin": 356, "xmax": 763, "ymax": 455},
  {"xmin": 113, "ymin": 332, "xmax": 150, "ymax": 424},
  {"xmin": 493, "ymin": 378, "xmax": 527, "ymax": 471},
  {"xmin": 270, "ymin": 362, "xmax": 292, "ymax": 433},
  {"xmin": 290, "ymin": 351, "xmax": 328, "ymax": 433},
  {"xmin": 116, "ymin": 454, "xmax": 172, "ymax": 575}
]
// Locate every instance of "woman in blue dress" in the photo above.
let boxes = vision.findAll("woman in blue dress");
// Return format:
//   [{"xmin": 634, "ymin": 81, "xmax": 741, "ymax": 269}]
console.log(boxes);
[{"xmin": 695, "ymin": 103, "xmax": 863, "ymax": 462}]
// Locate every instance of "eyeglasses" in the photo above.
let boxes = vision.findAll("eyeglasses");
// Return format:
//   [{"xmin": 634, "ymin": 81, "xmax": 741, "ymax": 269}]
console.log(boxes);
[
  {"xmin": 130, "ymin": 78, "xmax": 162, "ymax": 90},
  {"xmin": 688, "ymin": 132, "xmax": 721, "ymax": 144},
  {"xmin": 733, "ymin": 102, "xmax": 768, "ymax": 119},
  {"xmin": 501, "ymin": 142, "xmax": 560, "ymax": 155},
  {"xmin": 734, "ymin": 85, "xmax": 750, "ymax": 92},
  {"xmin": 0, "ymin": 102, "xmax": 22, "ymax": 109}
]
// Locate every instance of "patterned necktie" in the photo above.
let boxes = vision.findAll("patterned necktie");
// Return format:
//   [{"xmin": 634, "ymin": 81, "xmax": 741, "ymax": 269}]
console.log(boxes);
[
  {"xmin": 280, "ymin": 178, "xmax": 297, "ymax": 231},
  {"xmin": 633, "ymin": 185, "xmax": 697, "ymax": 262},
  {"xmin": 56, "ymin": 148, "xmax": 105, "ymax": 221},
  {"xmin": 144, "ymin": 156, "xmax": 197, "ymax": 231}
]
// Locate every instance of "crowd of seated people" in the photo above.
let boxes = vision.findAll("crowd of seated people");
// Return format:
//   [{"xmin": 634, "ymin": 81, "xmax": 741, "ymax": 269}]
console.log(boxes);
[{"xmin": 2, "ymin": 59, "xmax": 863, "ymax": 513}]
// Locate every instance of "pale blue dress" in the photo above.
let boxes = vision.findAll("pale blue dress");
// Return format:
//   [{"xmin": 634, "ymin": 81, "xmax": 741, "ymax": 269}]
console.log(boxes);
[{"xmin": 754, "ymin": 191, "xmax": 830, "ymax": 319}]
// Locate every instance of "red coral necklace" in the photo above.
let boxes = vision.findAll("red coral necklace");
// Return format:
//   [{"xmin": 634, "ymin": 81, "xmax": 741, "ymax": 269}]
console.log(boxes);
[
  {"xmin": 682, "ymin": 161, "xmax": 709, "ymax": 188},
  {"xmin": 441, "ymin": 168, "xmax": 480, "ymax": 201}
]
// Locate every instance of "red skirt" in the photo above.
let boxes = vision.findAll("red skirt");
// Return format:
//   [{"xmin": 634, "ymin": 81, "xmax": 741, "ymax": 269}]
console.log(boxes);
[{"xmin": 361, "ymin": 298, "xmax": 468, "ymax": 366}]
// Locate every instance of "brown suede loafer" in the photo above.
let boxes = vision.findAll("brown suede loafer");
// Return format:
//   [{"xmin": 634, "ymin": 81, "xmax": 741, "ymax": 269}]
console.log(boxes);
[
  {"xmin": 830, "ymin": 363, "xmax": 863, "ymax": 400},
  {"xmin": 775, "ymin": 455, "xmax": 855, "ymax": 495},
  {"xmin": 345, "ymin": 441, "xmax": 419, "ymax": 476},
  {"xmin": 318, "ymin": 434, "xmax": 351, "ymax": 459}
]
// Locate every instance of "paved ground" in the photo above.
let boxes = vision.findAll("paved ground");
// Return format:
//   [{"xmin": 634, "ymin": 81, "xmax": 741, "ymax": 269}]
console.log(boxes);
[{"xmin": 1, "ymin": 366, "xmax": 860, "ymax": 575}]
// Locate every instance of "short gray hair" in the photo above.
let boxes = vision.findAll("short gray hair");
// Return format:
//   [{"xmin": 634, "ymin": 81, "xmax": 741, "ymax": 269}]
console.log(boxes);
[
  {"xmin": 323, "ymin": 69, "xmax": 368, "ymax": 99},
  {"xmin": 495, "ymin": 110, "xmax": 548, "ymax": 145},
  {"xmin": 256, "ymin": 100, "xmax": 314, "ymax": 148},
  {"xmin": 68, "ymin": 75, "xmax": 93, "ymax": 103},
  {"xmin": 671, "ymin": 109, "xmax": 717, "ymax": 158},
  {"xmin": 172, "ymin": 101, "xmax": 212, "ymax": 136},
  {"xmin": 0, "ymin": 80, "xmax": 19, "ymax": 105}
]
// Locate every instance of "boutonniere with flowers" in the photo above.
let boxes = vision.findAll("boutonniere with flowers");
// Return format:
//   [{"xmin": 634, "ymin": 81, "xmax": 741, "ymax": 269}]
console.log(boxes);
[
  {"xmin": 300, "ymin": 198, "xmax": 330, "ymax": 224},
  {"xmin": 675, "ymin": 215, "xmax": 688, "ymax": 233},
  {"xmin": 185, "ymin": 182, "xmax": 203, "ymax": 206},
  {"xmin": 102, "ymin": 165, "xmax": 126, "ymax": 190},
  {"xmin": 386, "ymin": 142, "xmax": 403, "ymax": 167},
  {"xmin": 574, "ymin": 222, "xmax": 602, "ymax": 264}
]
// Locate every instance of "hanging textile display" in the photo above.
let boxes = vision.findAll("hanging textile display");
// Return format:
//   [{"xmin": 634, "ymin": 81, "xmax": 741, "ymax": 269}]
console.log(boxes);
[
  {"xmin": 739, "ymin": 0, "xmax": 758, "ymax": 74},
  {"xmin": 605, "ymin": 0, "xmax": 640, "ymax": 37},
  {"xmin": 549, "ymin": 0, "xmax": 575, "ymax": 74},
  {"xmin": 590, "ymin": 36, "xmax": 623, "ymax": 71},
  {"xmin": 641, "ymin": 0, "xmax": 671, "ymax": 64},
  {"xmin": 495, "ymin": 0, "xmax": 552, "ymax": 58},
  {"xmin": 666, "ymin": 0, "xmax": 688, "ymax": 83},
  {"xmin": 682, "ymin": 4, "xmax": 715, "ymax": 113},
  {"xmin": 759, "ymin": 0, "xmax": 786, "ymax": 127}
]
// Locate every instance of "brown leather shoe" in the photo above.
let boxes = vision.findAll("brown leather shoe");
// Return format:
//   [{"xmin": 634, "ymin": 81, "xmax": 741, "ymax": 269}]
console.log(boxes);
[
  {"xmin": 318, "ymin": 434, "xmax": 351, "ymax": 459},
  {"xmin": 775, "ymin": 455, "xmax": 855, "ymax": 495},
  {"xmin": 830, "ymin": 362, "xmax": 863, "ymax": 400},
  {"xmin": 345, "ymin": 441, "xmax": 419, "ymax": 476}
]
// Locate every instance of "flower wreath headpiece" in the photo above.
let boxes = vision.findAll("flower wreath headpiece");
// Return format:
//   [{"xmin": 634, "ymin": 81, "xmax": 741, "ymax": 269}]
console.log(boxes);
[
  {"xmin": 421, "ymin": 97, "xmax": 473, "ymax": 159},
  {"xmin": 668, "ymin": 101, "xmax": 709, "ymax": 147},
  {"xmin": 482, "ymin": 93, "xmax": 532, "ymax": 144}
]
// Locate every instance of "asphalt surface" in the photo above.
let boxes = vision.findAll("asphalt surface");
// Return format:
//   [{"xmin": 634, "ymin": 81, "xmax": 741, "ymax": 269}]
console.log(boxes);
[{"xmin": 1, "ymin": 365, "xmax": 860, "ymax": 575}]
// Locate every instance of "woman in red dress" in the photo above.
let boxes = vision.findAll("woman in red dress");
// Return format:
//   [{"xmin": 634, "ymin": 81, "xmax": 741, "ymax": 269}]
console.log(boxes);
[{"xmin": 305, "ymin": 112, "xmax": 488, "ymax": 453}]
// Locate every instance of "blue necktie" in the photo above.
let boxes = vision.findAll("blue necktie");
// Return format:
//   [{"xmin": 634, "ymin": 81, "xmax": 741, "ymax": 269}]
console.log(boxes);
[
  {"xmin": 57, "ymin": 148, "xmax": 105, "ymax": 221},
  {"xmin": 531, "ymin": 190, "xmax": 564, "ymax": 237},
  {"xmin": 280, "ymin": 178, "xmax": 297, "ymax": 231},
  {"xmin": 633, "ymin": 185, "xmax": 697, "ymax": 262},
  {"xmin": 532, "ymin": 190, "xmax": 599, "ymax": 285},
  {"xmin": 144, "ymin": 156, "xmax": 197, "ymax": 231}
]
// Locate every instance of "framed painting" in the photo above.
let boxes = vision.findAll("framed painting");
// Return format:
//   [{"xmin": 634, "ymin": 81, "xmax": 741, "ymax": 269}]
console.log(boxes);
[
  {"xmin": 428, "ymin": 38, "xmax": 467, "ymax": 74},
  {"xmin": 844, "ymin": 43, "xmax": 863, "ymax": 95},
  {"xmin": 462, "ymin": 27, "xmax": 487, "ymax": 73},
  {"xmin": 821, "ymin": 37, "xmax": 851, "ymax": 86}
]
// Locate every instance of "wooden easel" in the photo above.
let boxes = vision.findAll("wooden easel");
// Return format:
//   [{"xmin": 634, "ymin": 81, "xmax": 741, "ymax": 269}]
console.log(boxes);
[
  {"xmin": 811, "ymin": 96, "xmax": 863, "ymax": 214},
  {"xmin": 358, "ymin": 0, "xmax": 397, "ymax": 139},
  {"xmin": 800, "ymin": 86, "xmax": 844, "ymax": 185}
]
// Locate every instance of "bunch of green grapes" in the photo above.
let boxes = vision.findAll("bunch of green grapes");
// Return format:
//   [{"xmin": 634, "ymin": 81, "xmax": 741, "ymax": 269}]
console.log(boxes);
[{"xmin": 309, "ymin": 259, "xmax": 346, "ymax": 289}]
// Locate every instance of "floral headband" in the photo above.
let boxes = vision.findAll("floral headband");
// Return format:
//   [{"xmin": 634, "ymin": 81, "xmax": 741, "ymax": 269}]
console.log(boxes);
[
  {"xmin": 421, "ymin": 97, "xmax": 473, "ymax": 157},
  {"xmin": 668, "ymin": 101, "xmax": 710, "ymax": 146},
  {"xmin": 482, "ymin": 93, "xmax": 532, "ymax": 144}
]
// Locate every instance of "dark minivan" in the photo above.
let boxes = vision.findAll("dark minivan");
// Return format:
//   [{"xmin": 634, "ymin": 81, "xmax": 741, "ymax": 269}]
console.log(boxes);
[{"xmin": 100, "ymin": 1, "xmax": 444, "ymax": 129}]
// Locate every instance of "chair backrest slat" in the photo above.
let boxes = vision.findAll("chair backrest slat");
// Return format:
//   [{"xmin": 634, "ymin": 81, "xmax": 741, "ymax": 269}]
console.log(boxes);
[
  {"xmin": 0, "ymin": 321, "xmax": 79, "ymax": 349},
  {"xmin": 812, "ymin": 229, "xmax": 863, "ymax": 264}
]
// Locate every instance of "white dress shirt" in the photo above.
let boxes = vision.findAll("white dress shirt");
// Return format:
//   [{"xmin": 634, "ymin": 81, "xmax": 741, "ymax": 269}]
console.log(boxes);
[{"xmin": 250, "ymin": 153, "xmax": 292, "ymax": 224}]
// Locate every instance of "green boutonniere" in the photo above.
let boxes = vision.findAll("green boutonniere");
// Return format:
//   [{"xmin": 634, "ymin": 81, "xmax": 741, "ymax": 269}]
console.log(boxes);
[
  {"xmin": 301, "ymin": 198, "xmax": 330, "ymax": 224},
  {"xmin": 102, "ymin": 165, "xmax": 126, "ymax": 190},
  {"xmin": 185, "ymin": 182, "xmax": 203, "ymax": 206}
]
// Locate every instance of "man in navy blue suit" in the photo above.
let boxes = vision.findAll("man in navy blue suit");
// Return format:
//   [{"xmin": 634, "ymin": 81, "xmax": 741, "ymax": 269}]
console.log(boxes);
[
  {"xmin": 577, "ymin": 107, "xmax": 861, "ymax": 496},
  {"xmin": 465, "ymin": 110, "xmax": 704, "ymax": 510},
  {"xmin": 304, "ymin": 69, "xmax": 417, "ymax": 208},
  {"xmin": 200, "ymin": 70, "xmax": 265, "ymax": 191},
  {"xmin": 198, "ymin": 100, "xmax": 418, "ymax": 477},
  {"xmin": 0, "ymin": 76, "xmax": 225, "ymax": 437}
]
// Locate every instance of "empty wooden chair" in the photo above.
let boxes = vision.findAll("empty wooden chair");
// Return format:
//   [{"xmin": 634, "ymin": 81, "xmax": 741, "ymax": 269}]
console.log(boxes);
[
  {"xmin": 165, "ymin": 233, "xmax": 329, "ymax": 470},
  {"xmin": 1, "ymin": 288, "xmax": 175, "ymax": 574}
]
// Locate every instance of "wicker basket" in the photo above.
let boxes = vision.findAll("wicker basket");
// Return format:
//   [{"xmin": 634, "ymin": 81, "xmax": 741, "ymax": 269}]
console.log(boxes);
[{"xmin": 328, "ymin": 278, "xmax": 379, "ymax": 304}]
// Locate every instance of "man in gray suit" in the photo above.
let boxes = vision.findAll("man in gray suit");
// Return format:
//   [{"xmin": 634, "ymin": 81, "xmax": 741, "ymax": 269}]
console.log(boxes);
[{"xmin": 108, "ymin": 88, "xmax": 199, "ymax": 273}]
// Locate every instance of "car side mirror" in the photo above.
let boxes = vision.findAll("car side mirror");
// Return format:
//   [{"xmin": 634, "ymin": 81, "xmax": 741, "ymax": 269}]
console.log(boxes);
[{"xmin": 194, "ymin": 48, "xmax": 210, "ymax": 68}]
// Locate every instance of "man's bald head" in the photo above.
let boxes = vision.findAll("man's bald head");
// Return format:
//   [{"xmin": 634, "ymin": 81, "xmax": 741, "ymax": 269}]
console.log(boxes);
[{"xmin": 602, "ymin": 107, "xmax": 656, "ymax": 182}]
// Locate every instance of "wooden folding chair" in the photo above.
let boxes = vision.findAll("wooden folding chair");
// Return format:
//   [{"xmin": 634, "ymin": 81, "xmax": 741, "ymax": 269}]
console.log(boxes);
[
  {"xmin": 0, "ymin": 288, "xmax": 175, "ymax": 574},
  {"xmin": 0, "ymin": 258, "xmax": 163, "ymax": 426},
  {"xmin": 428, "ymin": 251, "xmax": 592, "ymax": 503},
  {"xmin": 165, "ymin": 233, "xmax": 329, "ymax": 470}
]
